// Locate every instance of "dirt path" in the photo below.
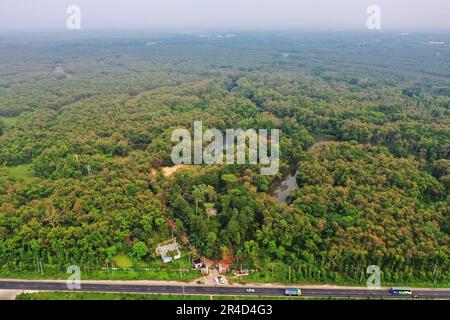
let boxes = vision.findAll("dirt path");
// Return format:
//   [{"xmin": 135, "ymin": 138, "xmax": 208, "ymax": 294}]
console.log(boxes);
[{"xmin": 161, "ymin": 164, "xmax": 188, "ymax": 177}]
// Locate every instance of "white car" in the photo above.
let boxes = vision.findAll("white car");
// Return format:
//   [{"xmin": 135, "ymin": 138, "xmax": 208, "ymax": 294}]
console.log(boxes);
[
  {"xmin": 246, "ymin": 288, "xmax": 255, "ymax": 293},
  {"xmin": 218, "ymin": 276, "xmax": 226, "ymax": 284},
  {"xmin": 214, "ymin": 277, "xmax": 219, "ymax": 285}
]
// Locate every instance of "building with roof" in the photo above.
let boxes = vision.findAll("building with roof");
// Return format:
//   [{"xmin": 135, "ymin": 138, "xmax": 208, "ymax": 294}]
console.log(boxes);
[{"xmin": 156, "ymin": 240, "xmax": 181, "ymax": 263}]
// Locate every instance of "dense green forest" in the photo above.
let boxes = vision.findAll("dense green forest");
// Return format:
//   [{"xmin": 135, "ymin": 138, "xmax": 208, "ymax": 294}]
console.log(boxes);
[{"xmin": 0, "ymin": 31, "xmax": 449, "ymax": 285}]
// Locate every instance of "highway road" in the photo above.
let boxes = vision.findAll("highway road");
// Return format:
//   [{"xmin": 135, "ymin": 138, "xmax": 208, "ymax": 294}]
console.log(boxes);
[{"xmin": 1, "ymin": 280, "xmax": 450, "ymax": 299}]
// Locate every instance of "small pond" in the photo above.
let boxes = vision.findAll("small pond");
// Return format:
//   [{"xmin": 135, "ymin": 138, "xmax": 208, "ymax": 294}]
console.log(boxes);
[{"xmin": 269, "ymin": 132, "xmax": 336, "ymax": 203}]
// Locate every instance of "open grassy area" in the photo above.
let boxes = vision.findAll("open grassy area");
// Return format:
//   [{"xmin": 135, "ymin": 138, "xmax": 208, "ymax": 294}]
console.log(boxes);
[
  {"xmin": 0, "ymin": 268, "xmax": 201, "ymax": 282},
  {"xmin": 6, "ymin": 164, "xmax": 34, "ymax": 181},
  {"xmin": 16, "ymin": 292, "xmax": 210, "ymax": 300},
  {"xmin": 2, "ymin": 116, "xmax": 18, "ymax": 129},
  {"xmin": 0, "ymin": 253, "xmax": 201, "ymax": 282},
  {"xmin": 112, "ymin": 254, "xmax": 134, "ymax": 268}
]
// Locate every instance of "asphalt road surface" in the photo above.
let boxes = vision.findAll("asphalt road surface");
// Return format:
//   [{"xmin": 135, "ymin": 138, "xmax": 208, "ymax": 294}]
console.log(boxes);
[{"xmin": 1, "ymin": 280, "xmax": 449, "ymax": 299}]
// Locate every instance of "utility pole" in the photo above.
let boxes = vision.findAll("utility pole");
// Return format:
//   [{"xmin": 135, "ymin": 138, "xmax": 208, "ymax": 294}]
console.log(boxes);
[
  {"xmin": 272, "ymin": 263, "xmax": 275, "ymax": 280},
  {"xmin": 288, "ymin": 266, "xmax": 291, "ymax": 283},
  {"xmin": 432, "ymin": 261, "xmax": 438, "ymax": 284}
]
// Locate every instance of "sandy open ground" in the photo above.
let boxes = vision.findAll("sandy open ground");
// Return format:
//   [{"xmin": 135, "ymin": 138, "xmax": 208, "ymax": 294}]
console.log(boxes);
[
  {"xmin": 0, "ymin": 290, "xmax": 38, "ymax": 300},
  {"xmin": 161, "ymin": 164, "xmax": 188, "ymax": 177}
]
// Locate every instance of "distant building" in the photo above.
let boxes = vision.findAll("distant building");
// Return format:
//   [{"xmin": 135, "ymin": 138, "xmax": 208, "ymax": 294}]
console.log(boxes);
[
  {"xmin": 217, "ymin": 262, "xmax": 231, "ymax": 274},
  {"xmin": 193, "ymin": 259, "xmax": 203, "ymax": 269},
  {"xmin": 233, "ymin": 269, "xmax": 249, "ymax": 276}
]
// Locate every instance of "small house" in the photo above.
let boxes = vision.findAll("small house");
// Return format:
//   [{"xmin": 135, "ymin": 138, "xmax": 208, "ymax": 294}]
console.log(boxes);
[
  {"xmin": 156, "ymin": 241, "xmax": 181, "ymax": 263},
  {"xmin": 193, "ymin": 259, "xmax": 203, "ymax": 269}
]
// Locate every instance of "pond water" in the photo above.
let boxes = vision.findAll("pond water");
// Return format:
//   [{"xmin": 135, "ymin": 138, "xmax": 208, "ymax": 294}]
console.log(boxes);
[
  {"xmin": 270, "ymin": 168, "xmax": 298, "ymax": 204},
  {"xmin": 270, "ymin": 132, "xmax": 336, "ymax": 203}
]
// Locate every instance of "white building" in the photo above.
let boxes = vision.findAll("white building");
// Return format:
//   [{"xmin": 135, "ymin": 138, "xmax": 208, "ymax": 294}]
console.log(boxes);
[{"xmin": 156, "ymin": 241, "xmax": 181, "ymax": 263}]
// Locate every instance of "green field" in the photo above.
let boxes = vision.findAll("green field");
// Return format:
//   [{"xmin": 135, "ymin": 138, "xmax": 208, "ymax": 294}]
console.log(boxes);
[
  {"xmin": 2, "ymin": 117, "xmax": 18, "ymax": 129},
  {"xmin": 0, "ymin": 268, "xmax": 201, "ymax": 282},
  {"xmin": 6, "ymin": 164, "xmax": 34, "ymax": 181},
  {"xmin": 0, "ymin": 253, "xmax": 201, "ymax": 282},
  {"xmin": 16, "ymin": 292, "xmax": 210, "ymax": 300},
  {"xmin": 112, "ymin": 254, "xmax": 134, "ymax": 268}
]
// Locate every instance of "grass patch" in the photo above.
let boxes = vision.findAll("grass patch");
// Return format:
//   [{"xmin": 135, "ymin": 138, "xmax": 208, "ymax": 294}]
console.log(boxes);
[
  {"xmin": 2, "ymin": 116, "xmax": 18, "ymax": 129},
  {"xmin": 16, "ymin": 292, "xmax": 209, "ymax": 300},
  {"xmin": 0, "ymin": 254, "xmax": 201, "ymax": 282},
  {"xmin": 6, "ymin": 164, "xmax": 34, "ymax": 181},
  {"xmin": 112, "ymin": 254, "xmax": 134, "ymax": 268},
  {"xmin": 0, "ymin": 269, "xmax": 200, "ymax": 282},
  {"xmin": 0, "ymin": 269, "xmax": 201, "ymax": 282}
]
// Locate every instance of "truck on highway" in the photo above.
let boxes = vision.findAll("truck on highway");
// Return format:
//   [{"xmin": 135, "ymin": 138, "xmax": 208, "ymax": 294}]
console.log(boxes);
[{"xmin": 285, "ymin": 288, "xmax": 303, "ymax": 296}]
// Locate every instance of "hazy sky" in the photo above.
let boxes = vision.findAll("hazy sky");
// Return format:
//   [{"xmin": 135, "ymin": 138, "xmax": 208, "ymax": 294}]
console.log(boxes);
[{"xmin": 1, "ymin": 0, "xmax": 449, "ymax": 31}]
